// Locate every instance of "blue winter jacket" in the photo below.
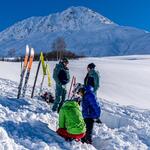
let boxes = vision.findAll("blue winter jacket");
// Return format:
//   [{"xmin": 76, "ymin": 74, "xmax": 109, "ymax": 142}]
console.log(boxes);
[{"xmin": 82, "ymin": 86, "xmax": 101, "ymax": 119}]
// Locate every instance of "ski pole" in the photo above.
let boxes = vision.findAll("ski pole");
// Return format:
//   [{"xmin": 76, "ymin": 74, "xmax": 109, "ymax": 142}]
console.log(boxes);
[
  {"xmin": 68, "ymin": 76, "xmax": 75, "ymax": 99},
  {"xmin": 39, "ymin": 75, "xmax": 45, "ymax": 96},
  {"xmin": 31, "ymin": 60, "xmax": 41, "ymax": 98}
]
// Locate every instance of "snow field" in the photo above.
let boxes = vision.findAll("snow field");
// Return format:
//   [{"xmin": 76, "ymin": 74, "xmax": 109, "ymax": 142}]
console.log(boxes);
[
  {"xmin": 1, "ymin": 56, "xmax": 150, "ymax": 108},
  {"xmin": 0, "ymin": 56, "xmax": 150, "ymax": 149}
]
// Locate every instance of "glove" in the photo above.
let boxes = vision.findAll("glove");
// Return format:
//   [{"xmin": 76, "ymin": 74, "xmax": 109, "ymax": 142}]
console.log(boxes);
[{"xmin": 94, "ymin": 118, "xmax": 102, "ymax": 124}]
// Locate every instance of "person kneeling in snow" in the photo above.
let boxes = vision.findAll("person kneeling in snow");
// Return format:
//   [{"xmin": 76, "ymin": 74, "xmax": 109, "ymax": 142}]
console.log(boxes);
[
  {"xmin": 56, "ymin": 97, "xmax": 86, "ymax": 141},
  {"xmin": 77, "ymin": 85, "xmax": 101, "ymax": 144}
]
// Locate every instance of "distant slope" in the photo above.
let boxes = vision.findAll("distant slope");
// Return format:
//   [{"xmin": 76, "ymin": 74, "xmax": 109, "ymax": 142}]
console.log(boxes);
[{"xmin": 0, "ymin": 6, "xmax": 149, "ymax": 57}]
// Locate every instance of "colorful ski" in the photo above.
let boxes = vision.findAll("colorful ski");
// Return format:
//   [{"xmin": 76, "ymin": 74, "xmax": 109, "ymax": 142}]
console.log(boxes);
[
  {"xmin": 40, "ymin": 52, "xmax": 47, "ymax": 76},
  {"xmin": 17, "ymin": 45, "xmax": 29, "ymax": 99},
  {"xmin": 39, "ymin": 52, "xmax": 47, "ymax": 96},
  {"xmin": 22, "ymin": 48, "xmax": 35, "ymax": 98},
  {"xmin": 47, "ymin": 64, "xmax": 51, "ymax": 87}
]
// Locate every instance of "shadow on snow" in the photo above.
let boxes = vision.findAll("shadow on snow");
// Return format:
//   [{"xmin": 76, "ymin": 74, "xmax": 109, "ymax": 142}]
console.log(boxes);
[
  {"xmin": 0, "ymin": 97, "xmax": 30, "ymax": 112},
  {"xmin": 0, "ymin": 120, "xmax": 70, "ymax": 150}
]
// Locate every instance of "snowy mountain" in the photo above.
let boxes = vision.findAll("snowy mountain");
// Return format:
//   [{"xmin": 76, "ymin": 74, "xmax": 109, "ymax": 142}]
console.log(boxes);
[{"xmin": 0, "ymin": 6, "xmax": 150, "ymax": 56}]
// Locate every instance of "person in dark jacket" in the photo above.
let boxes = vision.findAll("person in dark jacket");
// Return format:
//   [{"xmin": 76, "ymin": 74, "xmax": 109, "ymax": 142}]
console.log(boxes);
[
  {"xmin": 77, "ymin": 85, "xmax": 101, "ymax": 144},
  {"xmin": 52, "ymin": 58, "xmax": 70, "ymax": 112},
  {"xmin": 84, "ymin": 63, "xmax": 100, "ymax": 95}
]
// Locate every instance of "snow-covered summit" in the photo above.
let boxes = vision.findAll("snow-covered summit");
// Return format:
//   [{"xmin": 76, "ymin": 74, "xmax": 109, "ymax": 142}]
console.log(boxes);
[
  {"xmin": 0, "ymin": 6, "xmax": 150, "ymax": 57},
  {"xmin": 61, "ymin": 6, "xmax": 114, "ymax": 26},
  {"xmin": 0, "ymin": 6, "xmax": 114, "ymax": 42}
]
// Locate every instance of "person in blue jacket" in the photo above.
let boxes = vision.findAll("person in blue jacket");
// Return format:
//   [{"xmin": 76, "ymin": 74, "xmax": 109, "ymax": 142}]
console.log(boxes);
[{"xmin": 77, "ymin": 85, "xmax": 101, "ymax": 144}]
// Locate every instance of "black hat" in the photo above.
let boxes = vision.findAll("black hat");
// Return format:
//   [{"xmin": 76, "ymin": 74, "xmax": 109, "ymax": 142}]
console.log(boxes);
[
  {"xmin": 87, "ymin": 63, "xmax": 96, "ymax": 69},
  {"xmin": 62, "ymin": 57, "xmax": 69, "ymax": 63},
  {"xmin": 77, "ymin": 87, "xmax": 85, "ymax": 94}
]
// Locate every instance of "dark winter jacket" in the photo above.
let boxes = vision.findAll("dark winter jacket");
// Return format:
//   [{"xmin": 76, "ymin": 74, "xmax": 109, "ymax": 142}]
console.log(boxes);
[
  {"xmin": 84, "ymin": 69, "xmax": 100, "ymax": 93},
  {"xmin": 53, "ymin": 62, "xmax": 70, "ymax": 85},
  {"xmin": 82, "ymin": 86, "xmax": 101, "ymax": 119}
]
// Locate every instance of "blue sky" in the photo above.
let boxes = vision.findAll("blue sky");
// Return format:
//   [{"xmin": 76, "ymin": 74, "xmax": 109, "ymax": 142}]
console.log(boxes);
[{"xmin": 0, "ymin": 0, "xmax": 150, "ymax": 31}]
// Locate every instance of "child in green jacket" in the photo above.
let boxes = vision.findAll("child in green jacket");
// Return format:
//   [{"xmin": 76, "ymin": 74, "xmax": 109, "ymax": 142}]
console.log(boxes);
[{"xmin": 57, "ymin": 99, "xmax": 86, "ymax": 141}]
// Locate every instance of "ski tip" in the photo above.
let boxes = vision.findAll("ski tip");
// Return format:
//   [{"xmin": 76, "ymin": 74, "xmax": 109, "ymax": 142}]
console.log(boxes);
[
  {"xmin": 31, "ymin": 48, "xmax": 35, "ymax": 56},
  {"xmin": 26, "ymin": 45, "xmax": 30, "ymax": 55}
]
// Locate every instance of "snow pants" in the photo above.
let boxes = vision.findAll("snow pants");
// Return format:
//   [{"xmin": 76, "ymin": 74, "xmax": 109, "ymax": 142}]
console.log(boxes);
[
  {"xmin": 57, "ymin": 128, "xmax": 85, "ymax": 141},
  {"xmin": 81, "ymin": 118, "xmax": 94, "ymax": 144},
  {"xmin": 52, "ymin": 84, "xmax": 66, "ymax": 112}
]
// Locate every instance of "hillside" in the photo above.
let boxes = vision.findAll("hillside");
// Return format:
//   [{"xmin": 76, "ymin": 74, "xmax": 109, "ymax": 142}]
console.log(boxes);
[{"xmin": 0, "ymin": 6, "xmax": 150, "ymax": 57}]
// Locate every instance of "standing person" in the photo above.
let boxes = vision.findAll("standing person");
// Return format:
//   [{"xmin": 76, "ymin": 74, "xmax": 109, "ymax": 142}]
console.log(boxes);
[
  {"xmin": 52, "ymin": 58, "xmax": 70, "ymax": 112},
  {"xmin": 77, "ymin": 85, "xmax": 101, "ymax": 144},
  {"xmin": 57, "ymin": 98, "xmax": 86, "ymax": 141},
  {"xmin": 84, "ymin": 63, "xmax": 100, "ymax": 95}
]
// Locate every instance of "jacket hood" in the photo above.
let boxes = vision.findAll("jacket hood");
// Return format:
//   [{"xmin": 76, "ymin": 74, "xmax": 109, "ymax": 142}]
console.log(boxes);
[{"xmin": 62, "ymin": 100, "xmax": 79, "ymax": 108}]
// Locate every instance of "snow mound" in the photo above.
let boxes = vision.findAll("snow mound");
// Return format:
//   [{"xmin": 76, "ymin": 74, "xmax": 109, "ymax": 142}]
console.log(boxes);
[
  {"xmin": 97, "ymin": 99, "xmax": 150, "ymax": 149},
  {"xmin": 0, "ymin": 77, "xmax": 150, "ymax": 149},
  {"xmin": 0, "ymin": 78, "xmax": 96, "ymax": 150}
]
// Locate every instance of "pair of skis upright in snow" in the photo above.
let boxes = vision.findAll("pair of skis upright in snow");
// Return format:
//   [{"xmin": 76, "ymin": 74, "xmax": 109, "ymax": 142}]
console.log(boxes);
[{"xmin": 17, "ymin": 45, "xmax": 35, "ymax": 99}]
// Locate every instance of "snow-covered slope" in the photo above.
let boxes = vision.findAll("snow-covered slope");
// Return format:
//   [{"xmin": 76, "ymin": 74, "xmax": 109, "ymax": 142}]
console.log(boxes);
[
  {"xmin": 0, "ymin": 56, "xmax": 150, "ymax": 149},
  {"xmin": 0, "ymin": 6, "xmax": 114, "ymax": 41},
  {"xmin": 0, "ymin": 6, "xmax": 150, "ymax": 57},
  {"xmin": 0, "ymin": 55, "xmax": 150, "ymax": 149},
  {"xmin": 1, "ymin": 56, "xmax": 150, "ymax": 109}
]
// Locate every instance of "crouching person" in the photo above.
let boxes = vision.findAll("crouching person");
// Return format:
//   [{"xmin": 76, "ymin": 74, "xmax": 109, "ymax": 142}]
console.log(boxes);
[
  {"xmin": 78, "ymin": 85, "xmax": 101, "ymax": 144},
  {"xmin": 57, "ymin": 98, "xmax": 86, "ymax": 141}
]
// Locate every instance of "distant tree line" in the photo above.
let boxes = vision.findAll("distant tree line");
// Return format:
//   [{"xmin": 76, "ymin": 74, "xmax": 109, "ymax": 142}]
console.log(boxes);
[
  {"xmin": 0, "ymin": 36, "xmax": 84, "ymax": 62},
  {"xmin": 0, "ymin": 50, "xmax": 84, "ymax": 62},
  {"xmin": 34, "ymin": 49, "xmax": 82, "ymax": 61},
  {"xmin": 0, "ymin": 57, "xmax": 21, "ymax": 62}
]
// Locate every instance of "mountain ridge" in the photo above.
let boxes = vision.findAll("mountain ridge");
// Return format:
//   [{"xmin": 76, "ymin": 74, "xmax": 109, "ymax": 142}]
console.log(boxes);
[{"xmin": 0, "ymin": 6, "xmax": 150, "ymax": 57}]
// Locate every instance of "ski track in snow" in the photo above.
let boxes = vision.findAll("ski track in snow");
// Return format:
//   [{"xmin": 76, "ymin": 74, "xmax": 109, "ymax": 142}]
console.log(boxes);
[{"xmin": 0, "ymin": 78, "xmax": 150, "ymax": 150}]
